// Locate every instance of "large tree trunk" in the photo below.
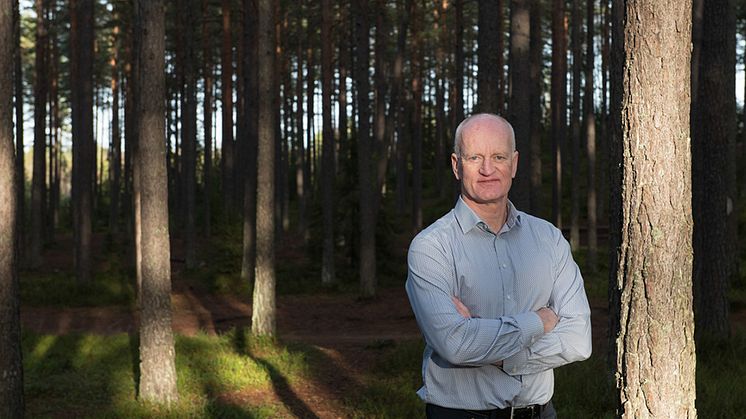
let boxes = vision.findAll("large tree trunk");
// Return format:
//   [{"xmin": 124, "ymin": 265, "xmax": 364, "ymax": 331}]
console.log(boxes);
[
  {"xmin": 692, "ymin": 0, "xmax": 735, "ymax": 340},
  {"xmin": 221, "ymin": 0, "xmax": 235, "ymax": 216},
  {"xmin": 321, "ymin": 0, "xmax": 335, "ymax": 285},
  {"xmin": 136, "ymin": 0, "xmax": 179, "ymax": 404},
  {"xmin": 508, "ymin": 0, "xmax": 530, "ymax": 209},
  {"xmin": 71, "ymin": 0, "xmax": 94, "ymax": 284},
  {"xmin": 0, "ymin": 2, "xmax": 24, "ymax": 415},
  {"xmin": 610, "ymin": 0, "xmax": 696, "ymax": 417},
  {"xmin": 585, "ymin": 0, "xmax": 597, "ymax": 272},
  {"xmin": 551, "ymin": 0, "xmax": 566, "ymax": 229},
  {"xmin": 477, "ymin": 0, "xmax": 500, "ymax": 113},
  {"xmin": 354, "ymin": 0, "xmax": 376, "ymax": 297},
  {"xmin": 252, "ymin": 0, "xmax": 277, "ymax": 336},
  {"xmin": 30, "ymin": 0, "xmax": 47, "ymax": 268}
]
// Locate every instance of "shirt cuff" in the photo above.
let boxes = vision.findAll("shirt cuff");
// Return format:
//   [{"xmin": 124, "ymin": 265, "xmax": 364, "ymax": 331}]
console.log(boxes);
[
  {"xmin": 501, "ymin": 312, "xmax": 543, "ymax": 376},
  {"xmin": 515, "ymin": 311, "xmax": 544, "ymax": 348}
]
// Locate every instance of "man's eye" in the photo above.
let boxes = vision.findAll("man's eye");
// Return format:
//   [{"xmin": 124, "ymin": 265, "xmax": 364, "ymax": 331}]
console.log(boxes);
[{"xmin": 468, "ymin": 156, "xmax": 481, "ymax": 162}]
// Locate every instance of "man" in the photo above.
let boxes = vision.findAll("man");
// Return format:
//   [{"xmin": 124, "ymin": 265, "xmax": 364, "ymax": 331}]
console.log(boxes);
[{"xmin": 406, "ymin": 114, "xmax": 592, "ymax": 418}]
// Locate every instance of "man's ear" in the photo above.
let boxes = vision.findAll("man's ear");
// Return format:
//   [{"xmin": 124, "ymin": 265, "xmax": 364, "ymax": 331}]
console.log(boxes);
[
  {"xmin": 451, "ymin": 153, "xmax": 460, "ymax": 180},
  {"xmin": 511, "ymin": 151, "xmax": 519, "ymax": 179}
]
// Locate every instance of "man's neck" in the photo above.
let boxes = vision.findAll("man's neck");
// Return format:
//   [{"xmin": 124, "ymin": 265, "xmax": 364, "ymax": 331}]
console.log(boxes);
[{"xmin": 462, "ymin": 196, "xmax": 509, "ymax": 233}]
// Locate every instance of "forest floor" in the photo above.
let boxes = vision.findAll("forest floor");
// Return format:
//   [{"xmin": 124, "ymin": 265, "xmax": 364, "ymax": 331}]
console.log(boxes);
[{"xmin": 19, "ymin": 233, "xmax": 746, "ymax": 418}]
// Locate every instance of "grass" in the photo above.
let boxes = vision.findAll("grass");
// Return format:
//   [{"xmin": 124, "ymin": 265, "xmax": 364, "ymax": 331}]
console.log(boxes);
[{"xmin": 22, "ymin": 324, "xmax": 746, "ymax": 418}]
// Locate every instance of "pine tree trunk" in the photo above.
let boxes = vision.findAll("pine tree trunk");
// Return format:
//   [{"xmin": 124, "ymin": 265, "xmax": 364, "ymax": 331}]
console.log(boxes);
[
  {"xmin": 12, "ymin": 0, "xmax": 23, "ymax": 266},
  {"xmin": 0, "ymin": 2, "xmax": 24, "ymax": 414},
  {"xmin": 478, "ymin": 0, "xmax": 500, "ymax": 113},
  {"xmin": 508, "ymin": 0, "xmax": 531, "ymax": 210},
  {"xmin": 610, "ymin": 0, "xmax": 696, "ymax": 416},
  {"xmin": 411, "ymin": 1, "xmax": 423, "ymax": 232},
  {"xmin": 321, "ymin": 0, "xmax": 335, "ymax": 285},
  {"xmin": 452, "ymin": 0, "xmax": 465, "ymax": 127},
  {"xmin": 136, "ymin": 0, "xmax": 178, "ymax": 404},
  {"xmin": 202, "ymin": 0, "xmax": 213, "ymax": 238},
  {"xmin": 252, "ymin": 0, "xmax": 277, "ymax": 336},
  {"xmin": 354, "ymin": 0, "xmax": 376, "ymax": 297},
  {"xmin": 569, "ymin": 0, "xmax": 581, "ymax": 249},
  {"xmin": 71, "ymin": 0, "xmax": 94, "ymax": 284},
  {"xmin": 295, "ymin": 5, "xmax": 307, "ymax": 239},
  {"xmin": 109, "ymin": 25, "xmax": 122, "ymax": 238},
  {"xmin": 221, "ymin": 0, "xmax": 235, "ymax": 216},
  {"xmin": 30, "ymin": 0, "xmax": 47, "ymax": 268},
  {"xmin": 529, "ymin": 0, "xmax": 542, "ymax": 215},
  {"xmin": 692, "ymin": 0, "xmax": 735, "ymax": 340},
  {"xmin": 551, "ymin": 0, "xmax": 566, "ymax": 229},
  {"xmin": 434, "ymin": 0, "xmax": 448, "ymax": 200},
  {"xmin": 182, "ymin": 0, "xmax": 197, "ymax": 269},
  {"xmin": 241, "ymin": 0, "xmax": 257, "ymax": 285},
  {"xmin": 585, "ymin": 0, "xmax": 597, "ymax": 272}
]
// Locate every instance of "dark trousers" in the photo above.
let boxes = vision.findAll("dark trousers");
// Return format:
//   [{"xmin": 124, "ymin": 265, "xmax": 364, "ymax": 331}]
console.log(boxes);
[{"xmin": 425, "ymin": 400, "xmax": 557, "ymax": 419}]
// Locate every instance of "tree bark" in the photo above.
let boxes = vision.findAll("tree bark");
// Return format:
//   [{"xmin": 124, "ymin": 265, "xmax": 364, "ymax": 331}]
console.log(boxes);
[
  {"xmin": 0, "ymin": 2, "xmax": 24, "ymax": 415},
  {"xmin": 585, "ymin": 0, "xmax": 597, "ymax": 272},
  {"xmin": 30, "ymin": 0, "xmax": 47, "ymax": 268},
  {"xmin": 692, "ymin": 0, "xmax": 735, "ymax": 340},
  {"xmin": 551, "ymin": 0, "xmax": 566, "ymax": 229},
  {"xmin": 354, "ymin": 0, "xmax": 376, "ymax": 297},
  {"xmin": 137, "ymin": 0, "xmax": 179, "ymax": 404},
  {"xmin": 508, "ymin": 0, "xmax": 531, "ymax": 210},
  {"xmin": 71, "ymin": 0, "xmax": 94, "ymax": 284},
  {"xmin": 610, "ymin": 0, "xmax": 696, "ymax": 417},
  {"xmin": 252, "ymin": 0, "xmax": 277, "ymax": 336}
]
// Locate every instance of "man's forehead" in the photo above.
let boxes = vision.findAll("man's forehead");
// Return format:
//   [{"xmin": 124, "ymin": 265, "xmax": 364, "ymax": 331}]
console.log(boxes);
[{"xmin": 462, "ymin": 118, "xmax": 512, "ymax": 144}]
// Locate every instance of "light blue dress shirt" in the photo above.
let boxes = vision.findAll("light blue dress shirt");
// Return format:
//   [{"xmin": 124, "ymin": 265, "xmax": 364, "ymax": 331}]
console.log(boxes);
[{"xmin": 405, "ymin": 197, "xmax": 592, "ymax": 410}]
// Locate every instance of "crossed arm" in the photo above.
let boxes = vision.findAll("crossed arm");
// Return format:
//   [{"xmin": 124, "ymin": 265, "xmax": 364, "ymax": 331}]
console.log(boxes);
[{"xmin": 406, "ymin": 233, "xmax": 591, "ymax": 374}]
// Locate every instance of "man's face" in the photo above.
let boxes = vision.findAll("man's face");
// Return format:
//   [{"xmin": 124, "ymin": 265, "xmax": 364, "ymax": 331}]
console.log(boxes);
[{"xmin": 451, "ymin": 117, "xmax": 518, "ymax": 207}]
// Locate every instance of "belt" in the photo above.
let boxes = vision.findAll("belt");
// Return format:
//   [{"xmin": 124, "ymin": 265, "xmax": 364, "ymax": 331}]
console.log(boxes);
[{"xmin": 426, "ymin": 402, "xmax": 547, "ymax": 419}]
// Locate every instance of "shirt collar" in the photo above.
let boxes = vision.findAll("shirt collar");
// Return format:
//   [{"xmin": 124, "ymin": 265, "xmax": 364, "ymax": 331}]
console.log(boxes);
[{"xmin": 454, "ymin": 197, "xmax": 523, "ymax": 234}]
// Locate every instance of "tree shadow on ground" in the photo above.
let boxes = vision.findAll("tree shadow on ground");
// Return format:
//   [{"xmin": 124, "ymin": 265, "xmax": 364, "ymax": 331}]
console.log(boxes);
[{"xmin": 234, "ymin": 327, "xmax": 319, "ymax": 419}]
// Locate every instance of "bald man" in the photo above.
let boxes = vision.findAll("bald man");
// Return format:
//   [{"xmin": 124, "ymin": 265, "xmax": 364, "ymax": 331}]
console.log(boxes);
[{"xmin": 406, "ymin": 114, "xmax": 592, "ymax": 419}]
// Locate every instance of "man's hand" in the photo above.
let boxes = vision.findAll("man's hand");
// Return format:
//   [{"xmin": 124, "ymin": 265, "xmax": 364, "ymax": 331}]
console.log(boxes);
[
  {"xmin": 452, "ymin": 296, "xmax": 472, "ymax": 318},
  {"xmin": 536, "ymin": 307, "xmax": 559, "ymax": 333}
]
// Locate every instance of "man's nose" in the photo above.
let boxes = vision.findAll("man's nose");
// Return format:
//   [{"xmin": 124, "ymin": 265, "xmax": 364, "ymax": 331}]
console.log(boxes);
[{"xmin": 479, "ymin": 159, "xmax": 496, "ymax": 174}]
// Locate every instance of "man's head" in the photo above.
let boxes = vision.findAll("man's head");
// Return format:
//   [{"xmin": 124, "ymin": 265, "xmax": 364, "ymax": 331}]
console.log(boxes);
[{"xmin": 451, "ymin": 114, "xmax": 518, "ymax": 207}]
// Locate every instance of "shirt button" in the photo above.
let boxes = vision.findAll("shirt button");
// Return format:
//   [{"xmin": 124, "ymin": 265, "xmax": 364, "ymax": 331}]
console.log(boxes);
[
  {"xmin": 507, "ymin": 295, "xmax": 512, "ymax": 300},
  {"xmin": 501, "ymin": 263, "xmax": 507, "ymax": 268}
]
